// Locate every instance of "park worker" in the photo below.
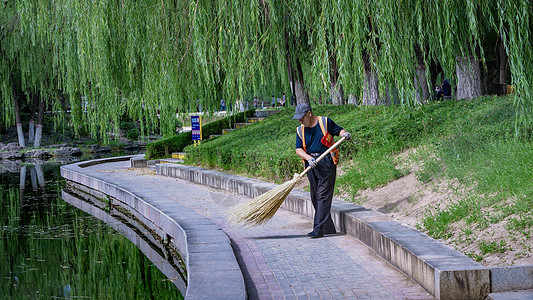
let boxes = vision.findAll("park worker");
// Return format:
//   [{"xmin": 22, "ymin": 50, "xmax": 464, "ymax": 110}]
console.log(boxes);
[{"xmin": 293, "ymin": 103, "xmax": 352, "ymax": 238}]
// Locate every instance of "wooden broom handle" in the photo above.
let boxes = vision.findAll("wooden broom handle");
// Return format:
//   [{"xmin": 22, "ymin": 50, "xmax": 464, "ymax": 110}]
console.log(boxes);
[{"xmin": 299, "ymin": 136, "xmax": 346, "ymax": 177}]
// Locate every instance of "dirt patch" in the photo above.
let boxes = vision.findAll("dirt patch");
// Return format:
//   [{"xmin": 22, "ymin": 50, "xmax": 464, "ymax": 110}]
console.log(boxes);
[
  {"xmin": 353, "ymin": 173, "xmax": 456, "ymax": 228},
  {"xmin": 337, "ymin": 148, "xmax": 533, "ymax": 267}
]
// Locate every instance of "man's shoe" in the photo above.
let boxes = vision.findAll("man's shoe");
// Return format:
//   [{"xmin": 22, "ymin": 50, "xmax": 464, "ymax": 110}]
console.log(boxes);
[{"xmin": 307, "ymin": 231, "xmax": 324, "ymax": 238}]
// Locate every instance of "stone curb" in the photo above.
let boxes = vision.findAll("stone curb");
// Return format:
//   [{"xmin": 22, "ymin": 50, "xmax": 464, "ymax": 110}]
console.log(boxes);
[
  {"xmin": 490, "ymin": 266, "xmax": 533, "ymax": 293},
  {"xmin": 156, "ymin": 163, "xmax": 533, "ymax": 300},
  {"xmin": 61, "ymin": 156, "xmax": 246, "ymax": 300}
]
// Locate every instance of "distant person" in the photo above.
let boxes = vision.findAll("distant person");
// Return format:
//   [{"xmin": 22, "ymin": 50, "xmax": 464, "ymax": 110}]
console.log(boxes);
[
  {"xmin": 196, "ymin": 99, "xmax": 202, "ymax": 112},
  {"xmin": 220, "ymin": 99, "xmax": 226, "ymax": 111},
  {"xmin": 272, "ymin": 95, "xmax": 276, "ymax": 107},
  {"xmin": 253, "ymin": 97, "xmax": 259, "ymax": 109},
  {"xmin": 436, "ymin": 79, "xmax": 451, "ymax": 100},
  {"xmin": 280, "ymin": 94, "xmax": 286, "ymax": 107},
  {"xmin": 291, "ymin": 95, "xmax": 295, "ymax": 106}
]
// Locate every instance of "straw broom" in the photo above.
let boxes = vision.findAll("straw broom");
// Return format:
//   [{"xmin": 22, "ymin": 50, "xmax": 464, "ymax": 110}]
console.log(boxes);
[{"xmin": 229, "ymin": 137, "xmax": 346, "ymax": 227}]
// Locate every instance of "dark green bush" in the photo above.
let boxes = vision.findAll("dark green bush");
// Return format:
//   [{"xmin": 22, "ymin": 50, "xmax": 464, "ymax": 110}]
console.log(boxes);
[
  {"xmin": 146, "ymin": 131, "xmax": 192, "ymax": 159},
  {"xmin": 127, "ymin": 128, "xmax": 140, "ymax": 141},
  {"xmin": 145, "ymin": 109, "xmax": 255, "ymax": 159},
  {"xmin": 120, "ymin": 121, "xmax": 136, "ymax": 132}
]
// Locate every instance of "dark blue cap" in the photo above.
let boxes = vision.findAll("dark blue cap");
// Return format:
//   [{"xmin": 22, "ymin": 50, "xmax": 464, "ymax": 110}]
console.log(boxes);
[{"xmin": 292, "ymin": 103, "xmax": 312, "ymax": 119}]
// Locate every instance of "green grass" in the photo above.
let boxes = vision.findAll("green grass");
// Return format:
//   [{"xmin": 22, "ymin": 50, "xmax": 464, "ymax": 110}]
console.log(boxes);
[
  {"xmin": 183, "ymin": 95, "xmax": 532, "ymax": 263},
  {"xmin": 480, "ymin": 240, "xmax": 510, "ymax": 255}
]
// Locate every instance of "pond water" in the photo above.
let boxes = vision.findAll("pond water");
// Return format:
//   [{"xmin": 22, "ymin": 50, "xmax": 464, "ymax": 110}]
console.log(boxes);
[{"xmin": 0, "ymin": 155, "xmax": 183, "ymax": 299}]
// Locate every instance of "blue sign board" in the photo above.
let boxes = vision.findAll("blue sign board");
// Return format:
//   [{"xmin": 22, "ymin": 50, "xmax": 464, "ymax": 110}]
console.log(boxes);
[{"xmin": 191, "ymin": 116, "xmax": 202, "ymax": 141}]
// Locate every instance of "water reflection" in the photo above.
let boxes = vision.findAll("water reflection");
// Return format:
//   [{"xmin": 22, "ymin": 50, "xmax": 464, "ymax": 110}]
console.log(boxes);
[
  {"xmin": 62, "ymin": 186, "xmax": 187, "ymax": 294},
  {"xmin": 0, "ymin": 160, "xmax": 183, "ymax": 299}
]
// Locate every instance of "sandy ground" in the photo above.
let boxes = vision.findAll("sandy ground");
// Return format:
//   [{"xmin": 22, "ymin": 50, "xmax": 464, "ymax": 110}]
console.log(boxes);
[{"xmin": 334, "ymin": 149, "xmax": 532, "ymax": 267}]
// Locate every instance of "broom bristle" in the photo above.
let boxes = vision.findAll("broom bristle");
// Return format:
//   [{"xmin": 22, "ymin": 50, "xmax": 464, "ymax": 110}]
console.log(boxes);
[{"xmin": 229, "ymin": 174, "xmax": 302, "ymax": 227}]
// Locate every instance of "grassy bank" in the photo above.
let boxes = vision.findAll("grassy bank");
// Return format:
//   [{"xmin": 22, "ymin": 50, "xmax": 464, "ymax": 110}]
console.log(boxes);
[{"xmin": 184, "ymin": 95, "xmax": 532, "ymax": 265}]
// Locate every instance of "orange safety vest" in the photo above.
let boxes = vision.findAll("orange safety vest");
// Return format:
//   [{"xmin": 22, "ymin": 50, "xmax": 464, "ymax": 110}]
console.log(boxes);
[{"xmin": 296, "ymin": 116, "xmax": 339, "ymax": 165}]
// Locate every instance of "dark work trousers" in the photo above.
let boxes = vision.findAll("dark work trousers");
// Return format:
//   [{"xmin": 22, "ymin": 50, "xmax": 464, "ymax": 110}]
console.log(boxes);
[{"xmin": 306, "ymin": 154, "xmax": 337, "ymax": 235}]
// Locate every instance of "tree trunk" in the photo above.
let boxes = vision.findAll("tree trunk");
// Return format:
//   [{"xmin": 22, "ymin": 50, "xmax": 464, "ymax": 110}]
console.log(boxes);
[
  {"xmin": 33, "ymin": 98, "xmax": 45, "ymax": 148},
  {"xmin": 381, "ymin": 88, "xmax": 392, "ymax": 105},
  {"xmin": 28, "ymin": 120, "xmax": 35, "ymax": 143},
  {"xmin": 413, "ymin": 44, "xmax": 429, "ymax": 103},
  {"xmin": 19, "ymin": 165, "xmax": 26, "ymax": 217},
  {"xmin": 499, "ymin": 41, "xmax": 507, "ymax": 84},
  {"xmin": 330, "ymin": 82, "xmax": 345, "ymax": 106},
  {"xmin": 362, "ymin": 70, "xmax": 379, "ymax": 105},
  {"xmin": 362, "ymin": 52, "xmax": 380, "ymax": 106},
  {"xmin": 284, "ymin": 31, "xmax": 297, "ymax": 107},
  {"xmin": 34, "ymin": 126, "xmax": 43, "ymax": 149},
  {"xmin": 35, "ymin": 164, "xmax": 45, "ymax": 189},
  {"xmin": 20, "ymin": 165, "xmax": 27, "ymax": 190},
  {"xmin": 382, "ymin": 84, "xmax": 399, "ymax": 105},
  {"xmin": 456, "ymin": 56, "xmax": 482, "ymax": 100},
  {"xmin": 28, "ymin": 93, "xmax": 38, "ymax": 143},
  {"xmin": 293, "ymin": 78, "xmax": 308, "ymax": 105},
  {"xmin": 347, "ymin": 94, "xmax": 358, "ymax": 105},
  {"xmin": 414, "ymin": 64, "xmax": 429, "ymax": 103},
  {"xmin": 284, "ymin": 30, "xmax": 309, "ymax": 105},
  {"xmin": 30, "ymin": 165, "xmax": 38, "ymax": 191},
  {"xmin": 292, "ymin": 56, "xmax": 309, "ymax": 105},
  {"xmin": 11, "ymin": 73, "xmax": 25, "ymax": 148},
  {"xmin": 329, "ymin": 50, "xmax": 345, "ymax": 105}
]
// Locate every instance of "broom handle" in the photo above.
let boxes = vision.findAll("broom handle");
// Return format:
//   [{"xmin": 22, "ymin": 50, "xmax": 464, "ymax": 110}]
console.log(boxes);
[{"xmin": 298, "ymin": 136, "xmax": 346, "ymax": 177}]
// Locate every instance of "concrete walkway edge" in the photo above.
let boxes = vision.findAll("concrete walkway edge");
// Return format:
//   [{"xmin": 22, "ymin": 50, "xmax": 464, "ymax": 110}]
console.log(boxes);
[
  {"xmin": 156, "ymin": 161, "xmax": 533, "ymax": 299},
  {"xmin": 61, "ymin": 156, "xmax": 246, "ymax": 299}
]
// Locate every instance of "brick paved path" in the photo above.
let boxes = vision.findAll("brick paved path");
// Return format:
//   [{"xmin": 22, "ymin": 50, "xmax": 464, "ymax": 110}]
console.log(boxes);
[{"xmin": 84, "ymin": 161, "xmax": 434, "ymax": 299}]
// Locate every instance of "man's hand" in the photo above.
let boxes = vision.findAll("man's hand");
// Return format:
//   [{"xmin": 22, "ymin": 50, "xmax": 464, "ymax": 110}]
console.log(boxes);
[
  {"xmin": 307, "ymin": 157, "xmax": 317, "ymax": 168},
  {"xmin": 342, "ymin": 131, "xmax": 352, "ymax": 141}
]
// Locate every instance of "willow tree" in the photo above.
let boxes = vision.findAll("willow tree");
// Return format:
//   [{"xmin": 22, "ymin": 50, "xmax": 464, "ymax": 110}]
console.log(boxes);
[
  {"xmin": 45, "ymin": 0, "xmax": 199, "ymax": 140},
  {"xmin": 1, "ymin": 2, "xmax": 27, "ymax": 147},
  {"xmin": 1, "ymin": 0, "xmax": 59, "ymax": 148},
  {"xmin": 497, "ymin": 1, "xmax": 533, "ymax": 135},
  {"xmin": 234, "ymin": 0, "xmax": 316, "ymax": 106},
  {"xmin": 416, "ymin": 0, "xmax": 486, "ymax": 100},
  {"xmin": 2, "ymin": 0, "xmax": 533, "ymax": 142},
  {"xmin": 197, "ymin": 0, "xmax": 532, "ymax": 124},
  {"xmin": 261, "ymin": 1, "xmax": 435, "ymax": 107}
]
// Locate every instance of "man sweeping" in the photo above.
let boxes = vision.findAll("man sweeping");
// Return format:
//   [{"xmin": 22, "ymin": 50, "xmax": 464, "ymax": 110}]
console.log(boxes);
[
  {"xmin": 229, "ymin": 103, "xmax": 350, "ymax": 228},
  {"xmin": 293, "ymin": 103, "xmax": 351, "ymax": 238}
]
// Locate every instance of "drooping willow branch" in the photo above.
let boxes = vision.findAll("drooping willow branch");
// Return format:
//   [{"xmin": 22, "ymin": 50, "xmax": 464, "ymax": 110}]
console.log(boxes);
[{"xmin": 0, "ymin": 0, "xmax": 532, "ymax": 140}]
